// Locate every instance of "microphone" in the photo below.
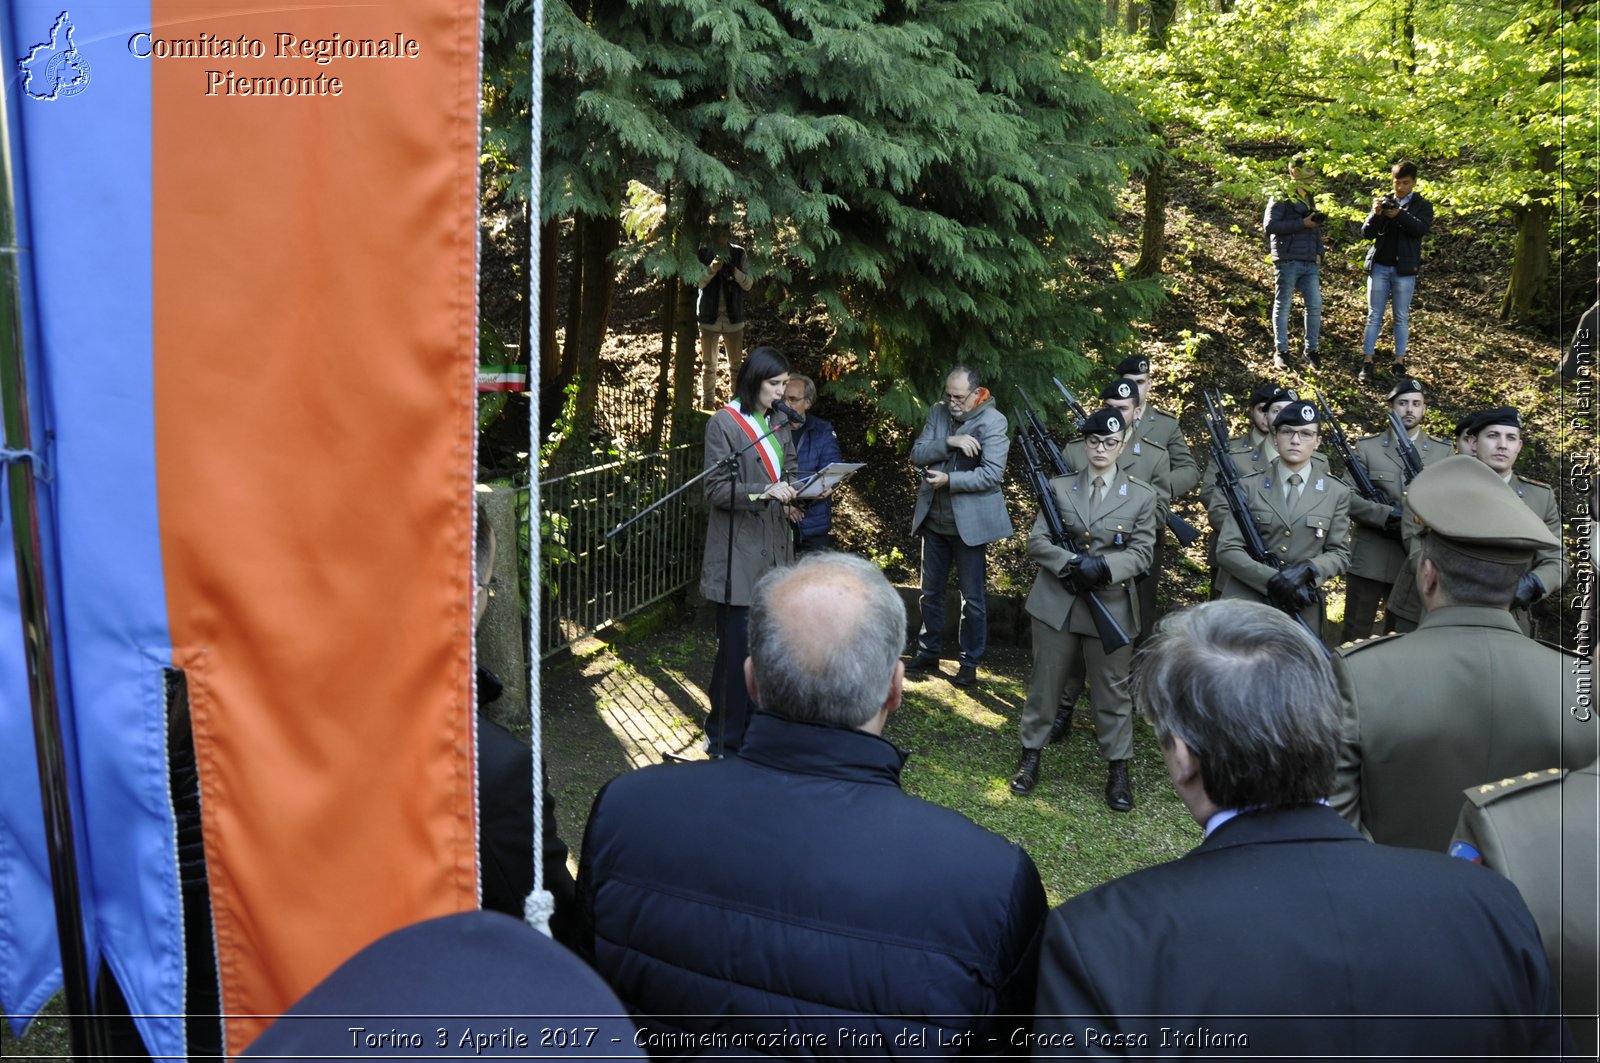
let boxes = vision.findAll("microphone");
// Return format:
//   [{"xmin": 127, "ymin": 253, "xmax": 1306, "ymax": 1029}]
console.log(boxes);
[{"xmin": 772, "ymin": 398, "xmax": 801, "ymax": 424}]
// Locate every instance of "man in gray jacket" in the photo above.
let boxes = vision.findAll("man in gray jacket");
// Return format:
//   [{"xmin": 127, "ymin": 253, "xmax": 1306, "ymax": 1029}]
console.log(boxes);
[{"xmin": 908, "ymin": 366, "xmax": 1012, "ymax": 689}]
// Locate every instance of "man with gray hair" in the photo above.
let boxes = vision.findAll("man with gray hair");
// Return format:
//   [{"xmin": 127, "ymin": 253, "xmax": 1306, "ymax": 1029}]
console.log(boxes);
[
  {"xmin": 1034, "ymin": 600, "xmax": 1568, "ymax": 1055},
  {"xmin": 579, "ymin": 552, "xmax": 1047, "ymax": 1051}
]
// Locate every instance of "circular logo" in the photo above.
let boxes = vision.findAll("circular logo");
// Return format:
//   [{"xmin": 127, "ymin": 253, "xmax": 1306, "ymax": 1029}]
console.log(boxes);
[
  {"xmin": 1300, "ymin": 404, "xmax": 1315, "ymax": 422},
  {"xmin": 44, "ymin": 50, "xmax": 92, "ymax": 98},
  {"xmin": 1115, "ymin": 382, "xmax": 1132, "ymax": 398},
  {"xmin": 1106, "ymin": 415, "xmax": 1122, "ymax": 434}
]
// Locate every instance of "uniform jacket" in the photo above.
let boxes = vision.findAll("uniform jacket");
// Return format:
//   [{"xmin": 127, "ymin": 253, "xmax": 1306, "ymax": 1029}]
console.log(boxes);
[
  {"xmin": 1201, "ymin": 432, "xmax": 1328, "ymax": 519},
  {"xmin": 1133, "ymin": 406, "xmax": 1199, "ymax": 498},
  {"xmin": 1025, "ymin": 468, "xmax": 1157, "ymax": 636},
  {"xmin": 910, "ymin": 397, "xmax": 1013, "ymax": 546},
  {"xmin": 1452, "ymin": 760, "xmax": 1599, "ymax": 1058},
  {"xmin": 700, "ymin": 405, "xmax": 795, "ymax": 606},
  {"xmin": 1035, "ymin": 804, "xmax": 1568, "ymax": 1057},
  {"xmin": 1062, "ymin": 436, "xmax": 1170, "ymax": 509},
  {"xmin": 1385, "ymin": 469, "xmax": 1566, "ymax": 624},
  {"xmin": 1344, "ymin": 427, "xmax": 1450, "ymax": 583},
  {"xmin": 578, "ymin": 713, "xmax": 1049, "ymax": 1055},
  {"xmin": 1214, "ymin": 463, "xmax": 1351, "ymax": 626},
  {"xmin": 1263, "ymin": 190, "xmax": 1324, "ymax": 262},
  {"xmin": 1361, "ymin": 191, "xmax": 1434, "ymax": 276},
  {"xmin": 790, "ymin": 414, "xmax": 842, "ymax": 542},
  {"xmin": 1332, "ymin": 605, "xmax": 1596, "ymax": 851}
]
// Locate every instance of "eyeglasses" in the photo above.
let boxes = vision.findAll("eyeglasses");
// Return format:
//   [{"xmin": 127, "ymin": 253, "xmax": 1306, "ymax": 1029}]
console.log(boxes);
[
  {"xmin": 1085, "ymin": 437, "xmax": 1120, "ymax": 451},
  {"xmin": 945, "ymin": 392, "xmax": 971, "ymax": 404},
  {"xmin": 1276, "ymin": 428, "xmax": 1319, "ymax": 442}
]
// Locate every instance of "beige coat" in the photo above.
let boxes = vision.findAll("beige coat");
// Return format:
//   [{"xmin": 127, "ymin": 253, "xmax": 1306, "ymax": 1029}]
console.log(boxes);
[
  {"xmin": 1215, "ymin": 462, "xmax": 1351, "ymax": 629},
  {"xmin": 700, "ymin": 407, "xmax": 796, "ymax": 606}
]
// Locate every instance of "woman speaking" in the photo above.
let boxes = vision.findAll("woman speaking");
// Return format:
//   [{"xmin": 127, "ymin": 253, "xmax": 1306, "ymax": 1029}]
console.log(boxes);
[{"xmin": 701, "ymin": 345, "xmax": 797, "ymax": 755}]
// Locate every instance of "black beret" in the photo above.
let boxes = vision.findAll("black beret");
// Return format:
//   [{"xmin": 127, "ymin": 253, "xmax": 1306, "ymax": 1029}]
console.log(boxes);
[
  {"xmin": 1100, "ymin": 377, "xmax": 1141, "ymax": 403},
  {"xmin": 1081, "ymin": 406, "xmax": 1126, "ymax": 437},
  {"xmin": 1272, "ymin": 401, "xmax": 1321, "ymax": 429}
]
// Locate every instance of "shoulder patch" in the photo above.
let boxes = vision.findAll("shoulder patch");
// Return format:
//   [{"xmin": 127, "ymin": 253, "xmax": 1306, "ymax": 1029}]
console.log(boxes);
[
  {"xmin": 1462, "ymin": 767, "xmax": 1567, "ymax": 808},
  {"xmin": 1338, "ymin": 632, "xmax": 1405, "ymax": 655}
]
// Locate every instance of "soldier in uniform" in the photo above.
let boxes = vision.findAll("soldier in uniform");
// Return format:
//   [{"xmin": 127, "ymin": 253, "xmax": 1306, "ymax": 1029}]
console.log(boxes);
[
  {"xmin": 1451, "ymin": 760, "xmax": 1600, "ymax": 1058},
  {"xmin": 1332, "ymin": 454, "xmax": 1594, "ymax": 851},
  {"xmin": 1010, "ymin": 407, "xmax": 1157, "ymax": 811},
  {"xmin": 1048, "ymin": 378, "xmax": 1171, "ymax": 741},
  {"xmin": 1214, "ymin": 401, "xmax": 1351, "ymax": 637},
  {"xmin": 1475, "ymin": 407, "xmax": 1566, "ymax": 636},
  {"xmin": 1113, "ymin": 355, "xmax": 1199, "ymax": 631},
  {"xmin": 1341, "ymin": 378, "xmax": 1451, "ymax": 642},
  {"xmin": 1385, "ymin": 407, "xmax": 1489, "ymax": 631}
]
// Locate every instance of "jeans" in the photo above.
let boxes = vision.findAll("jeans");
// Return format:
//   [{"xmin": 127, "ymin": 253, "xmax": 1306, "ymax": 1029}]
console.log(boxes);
[
  {"xmin": 1273, "ymin": 260, "xmax": 1322, "ymax": 353},
  {"xmin": 917, "ymin": 530, "xmax": 988, "ymax": 666},
  {"xmin": 1364, "ymin": 264, "xmax": 1417, "ymax": 361}
]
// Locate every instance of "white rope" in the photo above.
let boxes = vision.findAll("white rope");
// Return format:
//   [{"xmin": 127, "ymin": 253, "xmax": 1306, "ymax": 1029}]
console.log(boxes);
[{"xmin": 521, "ymin": 0, "xmax": 554, "ymax": 936}]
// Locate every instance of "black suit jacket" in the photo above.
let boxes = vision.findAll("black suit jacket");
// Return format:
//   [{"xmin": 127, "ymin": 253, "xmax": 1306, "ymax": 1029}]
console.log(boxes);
[{"xmin": 1034, "ymin": 805, "xmax": 1568, "ymax": 1057}]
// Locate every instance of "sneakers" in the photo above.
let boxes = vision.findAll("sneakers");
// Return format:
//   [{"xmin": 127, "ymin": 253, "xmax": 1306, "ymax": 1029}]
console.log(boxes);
[
  {"xmin": 1391, "ymin": 360, "xmax": 1406, "ymax": 377},
  {"xmin": 1358, "ymin": 361, "xmax": 1375, "ymax": 385},
  {"xmin": 906, "ymin": 652, "xmax": 941, "ymax": 675},
  {"xmin": 1272, "ymin": 351, "xmax": 1289, "ymax": 371},
  {"xmin": 952, "ymin": 664, "xmax": 978, "ymax": 689},
  {"xmin": 1305, "ymin": 349, "xmax": 1321, "ymax": 369}
]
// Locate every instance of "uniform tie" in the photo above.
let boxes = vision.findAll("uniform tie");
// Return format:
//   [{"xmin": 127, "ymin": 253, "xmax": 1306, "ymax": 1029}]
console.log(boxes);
[
  {"xmin": 1090, "ymin": 475, "xmax": 1106, "ymax": 515},
  {"xmin": 1285, "ymin": 472, "xmax": 1305, "ymax": 515}
]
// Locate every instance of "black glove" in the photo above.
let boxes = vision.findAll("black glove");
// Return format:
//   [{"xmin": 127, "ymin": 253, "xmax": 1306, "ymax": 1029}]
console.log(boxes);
[
  {"xmin": 1268, "ymin": 562, "xmax": 1316, "ymax": 611},
  {"xmin": 1382, "ymin": 506, "xmax": 1403, "ymax": 541},
  {"xmin": 1077, "ymin": 554, "xmax": 1112, "ymax": 589},
  {"xmin": 1513, "ymin": 572, "xmax": 1545, "ymax": 609},
  {"xmin": 1063, "ymin": 556, "xmax": 1093, "ymax": 594}
]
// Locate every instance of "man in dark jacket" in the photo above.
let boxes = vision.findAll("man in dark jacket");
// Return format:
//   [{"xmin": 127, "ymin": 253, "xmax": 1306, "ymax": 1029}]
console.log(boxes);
[
  {"xmin": 782, "ymin": 374, "xmax": 843, "ymax": 553},
  {"xmin": 579, "ymin": 552, "xmax": 1048, "ymax": 1056},
  {"xmin": 1034, "ymin": 600, "xmax": 1570, "ymax": 1057},
  {"xmin": 1359, "ymin": 160, "xmax": 1434, "ymax": 384},
  {"xmin": 1263, "ymin": 153, "xmax": 1325, "ymax": 370},
  {"xmin": 695, "ymin": 220, "xmax": 753, "ymax": 407}
]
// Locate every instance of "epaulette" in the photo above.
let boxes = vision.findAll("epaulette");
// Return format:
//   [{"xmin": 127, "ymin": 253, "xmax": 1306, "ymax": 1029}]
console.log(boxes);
[
  {"xmin": 1519, "ymin": 475, "xmax": 1552, "ymax": 489},
  {"xmin": 1145, "ymin": 406, "xmax": 1180, "ymax": 425},
  {"xmin": 1462, "ymin": 767, "xmax": 1566, "ymax": 808},
  {"xmin": 1337, "ymin": 632, "xmax": 1404, "ymax": 656},
  {"xmin": 1123, "ymin": 474, "xmax": 1160, "ymax": 497}
]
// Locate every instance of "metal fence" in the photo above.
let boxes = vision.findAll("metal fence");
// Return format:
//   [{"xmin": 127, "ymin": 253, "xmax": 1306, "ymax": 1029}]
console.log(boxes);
[{"xmin": 539, "ymin": 443, "xmax": 703, "ymax": 656}]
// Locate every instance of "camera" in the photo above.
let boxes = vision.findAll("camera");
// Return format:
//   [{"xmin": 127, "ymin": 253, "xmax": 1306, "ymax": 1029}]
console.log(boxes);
[
  {"xmin": 1378, "ymin": 195, "xmax": 1400, "ymax": 211},
  {"xmin": 1309, "ymin": 211, "xmax": 1328, "ymax": 225}
]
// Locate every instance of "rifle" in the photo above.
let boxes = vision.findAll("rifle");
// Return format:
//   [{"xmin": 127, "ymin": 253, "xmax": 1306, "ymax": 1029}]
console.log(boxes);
[
  {"xmin": 1051, "ymin": 377, "xmax": 1091, "ymax": 430},
  {"xmin": 1016, "ymin": 386, "xmax": 1073, "ymax": 478},
  {"xmin": 1016, "ymin": 414, "xmax": 1130, "ymax": 653},
  {"xmin": 1389, "ymin": 412, "xmax": 1425, "ymax": 485},
  {"xmin": 1058, "ymin": 378, "xmax": 1203, "ymax": 548},
  {"xmin": 1314, "ymin": 389, "xmax": 1389, "ymax": 506},
  {"xmin": 1201, "ymin": 389, "xmax": 1330, "ymax": 653}
]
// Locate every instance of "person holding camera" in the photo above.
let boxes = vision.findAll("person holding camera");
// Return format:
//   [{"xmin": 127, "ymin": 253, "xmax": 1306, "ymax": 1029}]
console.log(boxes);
[
  {"xmin": 1359, "ymin": 161, "xmax": 1434, "ymax": 385},
  {"xmin": 1263, "ymin": 153, "xmax": 1326, "ymax": 371},
  {"xmin": 696, "ymin": 219, "xmax": 754, "ymax": 408}
]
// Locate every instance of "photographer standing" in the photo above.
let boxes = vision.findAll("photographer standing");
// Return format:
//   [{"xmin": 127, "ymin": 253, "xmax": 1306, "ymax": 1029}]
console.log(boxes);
[
  {"xmin": 696, "ymin": 219, "xmax": 754, "ymax": 408},
  {"xmin": 1263, "ymin": 153, "xmax": 1325, "ymax": 371},
  {"xmin": 1359, "ymin": 161, "xmax": 1434, "ymax": 386}
]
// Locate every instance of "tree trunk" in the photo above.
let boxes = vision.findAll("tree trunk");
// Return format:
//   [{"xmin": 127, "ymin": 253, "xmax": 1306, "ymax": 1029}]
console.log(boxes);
[
  {"xmin": 553, "ymin": 209, "xmax": 622, "ymax": 465},
  {"xmin": 1396, "ymin": 0, "xmax": 1416, "ymax": 75},
  {"xmin": 1500, "ymin": 146, "xmax": 1557, "ymax": 324},
  {"xmin": 1105, "ymin": 0, "xmax": 1118, "ymax": 29},
  {"xmin": 1130, "ymin": 153, "xmax": 1169, "ymax": 279},
  {"xmin": 1148, "ymin": 0, "xmax": 1176, "ymax": 46},
  {"xmin": 537, "ymin": 216, "xmax": 563, "ymax": 448},
  {"xmin": 671, "ymin": 276, "xmax": 699, "ymax": 447},
  {"xmin": 1124, "ymin": 0, "xmax": 1140, "ymax": 34},
  {"xmin": 558, "ymin": 213, "xmax": 587, "ymax": 389}
]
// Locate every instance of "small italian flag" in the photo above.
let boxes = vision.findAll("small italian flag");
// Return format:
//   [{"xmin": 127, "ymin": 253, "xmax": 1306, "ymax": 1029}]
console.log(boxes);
[{"xmin": 477, "ymin": 364, "xmax": 529, "ymax": 392}]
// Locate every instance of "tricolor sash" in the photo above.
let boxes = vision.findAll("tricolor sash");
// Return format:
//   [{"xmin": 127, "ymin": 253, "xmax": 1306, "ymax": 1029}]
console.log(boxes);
[{"xmin": 722, "ymin": 402, "xmax": 783, "ymax": 483}]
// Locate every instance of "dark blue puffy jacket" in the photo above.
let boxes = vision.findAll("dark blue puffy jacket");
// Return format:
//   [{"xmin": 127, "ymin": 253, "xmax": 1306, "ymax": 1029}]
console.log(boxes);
[{"xmin": 578, "ymin": 713, "xmax": 1047, "ymax": 1057}]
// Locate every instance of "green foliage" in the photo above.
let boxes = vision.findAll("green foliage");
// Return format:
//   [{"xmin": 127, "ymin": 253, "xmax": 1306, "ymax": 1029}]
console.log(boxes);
[
  {"xmin": 526, "ymin": 0, "xmax": 1164, "ymax": 425},
  {"xmin": 1091, "ymin": 0, "xmax": 1596, "ymax": 267}
]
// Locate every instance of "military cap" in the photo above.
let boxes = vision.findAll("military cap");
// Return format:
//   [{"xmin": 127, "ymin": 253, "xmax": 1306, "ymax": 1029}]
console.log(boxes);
[
  {"xmin": 1272, "ymin": 401, "xmax": 1321, "ymax": 429},
  {"xmin": 1406, "ymin": 454, "xmax": 1557, "ymax": 562},
  {"xmin": 1474, "ymin": 406, "xmax": 1523, "ymax": 432},
  {"xmin": 1100, "ymin": 377, "xmax": 1141, "ymax": 403},
  {"xmin": 1250, "ymin": 382, "xmax": 1298, "ymax": 408},
  {"xmin": 1454, "ymin": 410, "xmax": 1489, "ymax": 439},
  {"xmin": 1115, "ymin": 354, "xmax": 1150, "ymax": 376},
  {"xmin": 1081, "ymin": 406, "xmax": 1126, "ymax": 437},
  {"xmin": 1386, "ymin": 377, "xmax": 1425, "ymax": 402}
]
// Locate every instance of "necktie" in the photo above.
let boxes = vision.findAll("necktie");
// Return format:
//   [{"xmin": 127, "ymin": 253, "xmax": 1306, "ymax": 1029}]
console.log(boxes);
[
  {"xmin": 1286, "ymin": 472, "xmax": 1304, "ymax": 513},
  {"xmin": 1090, "ymin": 475, "xmax": 1106, "ymax": 515}
]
